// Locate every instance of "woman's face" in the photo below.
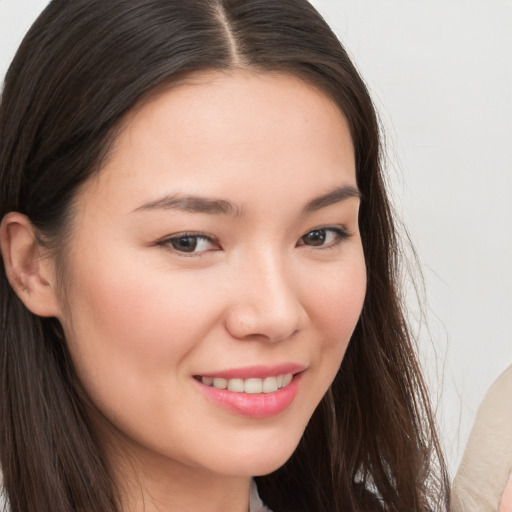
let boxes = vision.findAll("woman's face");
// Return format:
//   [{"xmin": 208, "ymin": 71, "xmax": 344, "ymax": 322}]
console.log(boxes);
[{"xmin": 57, "ymin": 71, "xmax": 366, "ymax": 479}]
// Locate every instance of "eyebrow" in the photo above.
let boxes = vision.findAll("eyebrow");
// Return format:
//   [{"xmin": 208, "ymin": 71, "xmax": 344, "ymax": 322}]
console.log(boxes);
[
  {"xmin": 133, "ymin": 185, "xmax": 360, "ymax": 216},
  {"xmin": 133, "ymin": 195, "xmax": 243, "ymax": 216},
  {"xmin": 304, "ymin": 184, "xmax": 361, "ymax": 212}
]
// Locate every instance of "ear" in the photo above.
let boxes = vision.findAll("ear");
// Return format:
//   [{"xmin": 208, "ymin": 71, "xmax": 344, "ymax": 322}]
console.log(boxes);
[{"xmin": 0, "ymin": 212, "xmax": 62, "ymax": 317}]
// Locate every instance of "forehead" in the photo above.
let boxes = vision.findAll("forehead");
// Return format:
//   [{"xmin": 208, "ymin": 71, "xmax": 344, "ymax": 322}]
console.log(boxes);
[{"xmin": 78, "ymin": 70, "xmax": 356, "ymax": 216}]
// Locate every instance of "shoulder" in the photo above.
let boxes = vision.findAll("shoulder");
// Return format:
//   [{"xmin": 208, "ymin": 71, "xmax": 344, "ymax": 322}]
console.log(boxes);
[
  {"xmin": 464, "ymin": 365, "xmax": 512, "ymax": 446},
  {"xmin": 481, "ymin": 365, "xmax": 512, "ymax": 411},
  {"xmin": 452, "ymin": 365, "xmax": 512, "ymax": 511}
]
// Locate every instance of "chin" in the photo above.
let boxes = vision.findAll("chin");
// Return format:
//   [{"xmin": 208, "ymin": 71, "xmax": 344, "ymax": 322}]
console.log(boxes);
[
  {"xmin": 207, "ymin": 427, "xmax": 305, "ymax": 478},
  {"xmin": 219, "ymin": 452, "xmax": 295, "ymax": 478}
]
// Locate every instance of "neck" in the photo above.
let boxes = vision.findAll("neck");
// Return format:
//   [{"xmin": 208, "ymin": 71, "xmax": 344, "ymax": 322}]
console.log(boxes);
[{"xmin": 107, "ymin": 438, "xmax": 252, "ymax": 512}]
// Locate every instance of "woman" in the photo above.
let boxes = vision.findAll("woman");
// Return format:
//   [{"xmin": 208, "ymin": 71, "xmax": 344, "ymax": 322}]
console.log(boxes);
[{"xmin": 0, "ymin": 1, "xmax": 450, "ymax": 511}]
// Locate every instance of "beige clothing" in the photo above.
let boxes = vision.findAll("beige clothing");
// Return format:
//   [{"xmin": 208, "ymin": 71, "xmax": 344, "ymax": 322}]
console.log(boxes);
[{"xmin": 452, "ymin": 365, "xmax": 512, "ymax": 512}]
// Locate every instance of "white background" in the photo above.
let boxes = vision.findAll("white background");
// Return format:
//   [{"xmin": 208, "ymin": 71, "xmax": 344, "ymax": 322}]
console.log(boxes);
[{"xmin": 1, "ymin": 0, "xmax": 511, "ymax": 477}]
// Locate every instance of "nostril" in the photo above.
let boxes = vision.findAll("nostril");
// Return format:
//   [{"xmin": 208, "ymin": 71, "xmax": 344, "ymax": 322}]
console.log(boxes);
[{"xmin": 224, "ymin": 304, "xmax": 303, "ymax": 343}]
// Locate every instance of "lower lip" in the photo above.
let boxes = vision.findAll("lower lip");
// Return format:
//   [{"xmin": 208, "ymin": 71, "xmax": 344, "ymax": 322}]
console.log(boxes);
[{"xmin": 196, "ymin": 374, "xmax": 302, "ymax": 419}]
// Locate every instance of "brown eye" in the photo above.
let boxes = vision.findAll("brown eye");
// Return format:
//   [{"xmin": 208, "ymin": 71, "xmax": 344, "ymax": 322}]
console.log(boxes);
[
  {"xmin": 301, "ymin": 229, "xmax": 326, "ymax": 246},
  {"xmin": 159, "ymin": 233, "xmax": 219, "ymax": 254},
  {"xmin": 170, "ymin": 236, "xmax": 199, "ymax": 252},
  {"xmin": 297, "ymin": 227, "xmax": 350, "ymax": 248}
]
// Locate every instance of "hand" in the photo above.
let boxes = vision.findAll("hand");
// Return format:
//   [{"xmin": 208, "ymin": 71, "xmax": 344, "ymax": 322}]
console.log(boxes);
[{"xmin": 499, "ymin": 473, "xmax": 512, "ymax": 512}]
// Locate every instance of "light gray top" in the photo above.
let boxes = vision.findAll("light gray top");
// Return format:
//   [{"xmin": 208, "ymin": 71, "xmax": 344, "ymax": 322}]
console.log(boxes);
[{"xmin": 250, "ymin": 479, "xmax": 273, "ymax": 512}]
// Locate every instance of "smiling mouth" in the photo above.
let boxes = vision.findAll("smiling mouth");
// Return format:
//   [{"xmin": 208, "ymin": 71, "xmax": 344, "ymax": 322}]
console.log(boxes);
[{"xmin": 197, "ymin": 374, "xmax": 293, "ymax": 394}]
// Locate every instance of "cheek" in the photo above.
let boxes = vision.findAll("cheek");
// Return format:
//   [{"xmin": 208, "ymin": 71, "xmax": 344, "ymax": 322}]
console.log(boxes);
[
  {"xmin": 310, "ymin": 257, "xmax": 367, "ymax": 345},
  {"xmin": 307, "ymin": 256, "xmax": 366, "ymax": 389},
  {"xmin": 290, "ymin": 254, "xmax": 366, "ymax": 424},
  {"xmin": 69, "ymin": 257, "xmax": 210, "ymax": 350},
  {"xmin": 60, "ymin": 248, "xmax": 221, "ymax": 407}
]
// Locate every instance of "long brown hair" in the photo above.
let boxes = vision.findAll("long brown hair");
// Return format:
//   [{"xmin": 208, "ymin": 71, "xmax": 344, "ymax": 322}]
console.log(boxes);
[{"xmin": 0, "ymin": 1, "xmax": 450, "ymax": 511}]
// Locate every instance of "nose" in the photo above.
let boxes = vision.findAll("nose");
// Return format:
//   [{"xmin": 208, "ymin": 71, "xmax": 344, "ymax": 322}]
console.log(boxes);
[{"xmin": 223, "ymin": 252, "xmax": 306, "ymax": 343}]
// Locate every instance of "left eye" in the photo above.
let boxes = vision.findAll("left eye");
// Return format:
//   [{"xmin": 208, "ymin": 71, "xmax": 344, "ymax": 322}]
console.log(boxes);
[
  {"xmin": 297, "ymin": 227, "xmax": 348, "ymax": 248},
  {"xmin": 163, "ymin": 234, "xmax": 218, "ymax": 254}
]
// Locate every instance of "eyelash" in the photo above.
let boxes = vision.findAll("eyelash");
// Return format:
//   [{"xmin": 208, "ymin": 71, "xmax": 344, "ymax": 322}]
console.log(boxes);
[
  {"xmin": 296, "ymin": 226, "xmax": 350, "ymax": 249},
  {"xmin": 156, "ymin": 232, "xmax": 220, "ymax": 255},
  {"xmin": 156, "ymin": 226, "xmax": 351, "ymax": 256}
]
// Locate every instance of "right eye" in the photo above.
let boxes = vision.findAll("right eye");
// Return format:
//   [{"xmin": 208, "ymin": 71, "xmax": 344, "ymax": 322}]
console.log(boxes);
[{"xmin": 158, "ymin": 233, "xmax": 220, "ymax": 255}]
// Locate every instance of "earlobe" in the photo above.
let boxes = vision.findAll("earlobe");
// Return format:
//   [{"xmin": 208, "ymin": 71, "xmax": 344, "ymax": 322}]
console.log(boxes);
[{"xmin": 0, "ymin": 212, "xmax": 62, "ymax": 318}]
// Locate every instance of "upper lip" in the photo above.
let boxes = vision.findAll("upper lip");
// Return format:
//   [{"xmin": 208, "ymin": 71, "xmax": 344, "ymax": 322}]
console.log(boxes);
[{"xmin": 196, "ymin": 363, "xmax": 306, "ymax": 380}]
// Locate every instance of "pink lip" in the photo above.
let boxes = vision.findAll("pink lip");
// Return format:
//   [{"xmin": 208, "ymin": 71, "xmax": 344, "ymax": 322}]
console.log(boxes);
[
  {"xmin": 194, "ymin": 367, "xmax": 304, "ymax": 419},
  {"xmin": 198, "ymin": 363, "xmax": 305, "ymax": 380}
]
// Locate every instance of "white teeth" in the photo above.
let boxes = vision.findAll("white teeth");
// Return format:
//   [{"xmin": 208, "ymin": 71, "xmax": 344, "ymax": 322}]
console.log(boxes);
[
  {"xmin": 282, "ymin": 373, "xmax": 293, "ymax": 387},
  {"xmin": 244, "ymin": 378, "xmax": 263, "ymax": 394},
  {"xmin": 212, "ymin": 377, "xmax": 227, "ymax": 390},
  {"xmin": 227, "ymin": 378, "xmax": 244, "ymax": 392},
  {"xmin": 202, "ymin": 376, "xmax": 214, "ymax": 386},
  {"xmin": 262, "ymin": 376, "xmax": 278, "ymax": 393},
  {"xmin": 201, "ymin": 373, "xmax": 293, "ymax": 394}
]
